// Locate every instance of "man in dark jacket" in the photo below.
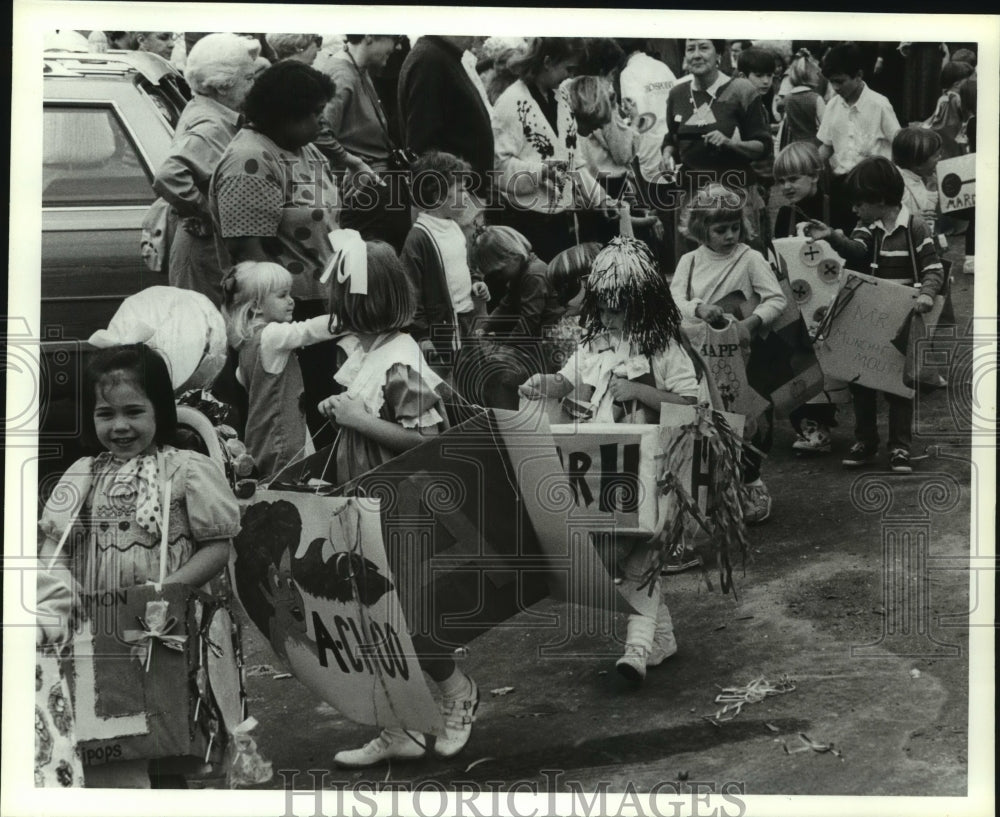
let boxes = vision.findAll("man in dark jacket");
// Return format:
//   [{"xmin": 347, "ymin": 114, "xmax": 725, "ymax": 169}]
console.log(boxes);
[{"xmin": 398, "ymin": 35, "xmax": 494, "ymax": 197}]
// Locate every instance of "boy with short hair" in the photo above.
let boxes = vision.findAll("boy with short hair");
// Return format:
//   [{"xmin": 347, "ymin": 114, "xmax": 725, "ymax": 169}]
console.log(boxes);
[
  {"xmin": 401, "ymin": 150, "xmax": 489, "ymax": 376},
  {"xmin": 817, "ymin": 42, "xmax": 901, "ymax": 231},
  {"xmin": 736, "ymin": 47, "xmax": 779, "ymax": 242},
  {"xmin": 804, "ymin": 156, "xmax": 943, "ymax": 473}
]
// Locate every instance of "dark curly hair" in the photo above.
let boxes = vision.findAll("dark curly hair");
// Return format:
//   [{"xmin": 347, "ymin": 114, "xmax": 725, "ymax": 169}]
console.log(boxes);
[{"xmin": 244, "ymin": 60, "xmax": 335, "ymax": 135}]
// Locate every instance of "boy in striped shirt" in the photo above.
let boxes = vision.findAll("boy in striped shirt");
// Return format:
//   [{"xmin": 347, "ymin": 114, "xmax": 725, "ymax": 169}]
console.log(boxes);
[{"xmin": 805, "ymin": 157, "xmax": 943, "ymax": 473}]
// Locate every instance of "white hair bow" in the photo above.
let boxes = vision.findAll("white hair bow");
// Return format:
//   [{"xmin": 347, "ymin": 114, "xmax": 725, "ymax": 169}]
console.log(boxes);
[{"xmin": 320, "ymin": 229, "xmax": 368, "ymax": 294}]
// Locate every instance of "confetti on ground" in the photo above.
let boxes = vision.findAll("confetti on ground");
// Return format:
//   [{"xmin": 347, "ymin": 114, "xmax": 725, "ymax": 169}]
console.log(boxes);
[
  {"xmin": 704, "ymin": 675, "xmax": 797, "ymax": 723},
  {"xmin": 272, "ymin": 673, "xmax": 292, "ymax": 680},
  {"xmin": 463, "ymin": 757, "xmax": 494, "ymax": 773},
  {"xmin": 910, "ymin": 669, "xmax": 921, "ymax": 678},
  {"xmin": 490, "ymin": 686, "xmax": 515, "ymax": 697},
  {"xmin": 245, "ymin": 664, "xmax": 277, "ymax": 677},
  {"xmin": 765, "ymin": 722, "xmax": 780, "ymax": 732},
  {"xmin": 782, "ymin": 732, "xmax": 844, "ymax": 759}
]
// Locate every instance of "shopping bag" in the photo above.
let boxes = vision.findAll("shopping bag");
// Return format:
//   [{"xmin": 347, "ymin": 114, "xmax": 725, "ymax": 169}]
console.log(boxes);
[
  {"xmin": 680, "ymin": 319, "xmax": 769, "ymax": 422},
  {"xmin": 70, "ymin": 583, "xmax": 239, "ymax": 766}
]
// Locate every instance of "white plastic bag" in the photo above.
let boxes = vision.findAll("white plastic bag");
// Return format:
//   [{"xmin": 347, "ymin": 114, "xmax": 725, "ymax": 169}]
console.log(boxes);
[{"xmin": 89, "ymin": 286, "xmax": 227, "ymax": 392}]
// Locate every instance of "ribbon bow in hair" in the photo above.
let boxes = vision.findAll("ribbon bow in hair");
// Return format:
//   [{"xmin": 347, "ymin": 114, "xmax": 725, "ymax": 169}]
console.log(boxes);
[
  {"xmin": 122, "ymin": 600, "xmax": 187, "ymax": 672},
  {"xmin": 320, "ymin": 229, "xmax": 368, "ymax": 294},
  {"xmin": 795, "ymin": 47, "xmax": 812, "ymax": 60}
]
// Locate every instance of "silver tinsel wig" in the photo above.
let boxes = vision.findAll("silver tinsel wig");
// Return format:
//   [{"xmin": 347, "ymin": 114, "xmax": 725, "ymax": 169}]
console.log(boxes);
[{"xmin": 580, "ymin": 237, "xmax": 682, "ymax": 356}]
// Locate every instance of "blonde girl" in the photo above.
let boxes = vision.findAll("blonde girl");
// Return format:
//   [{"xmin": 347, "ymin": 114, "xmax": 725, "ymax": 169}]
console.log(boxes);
[
  {"xmin": 671, "ymin": 184, "xmax": 786, "ymax": 524},
  {"xmin": 222, "ymin": 260, "xmax": 337, "ymax": 478}
]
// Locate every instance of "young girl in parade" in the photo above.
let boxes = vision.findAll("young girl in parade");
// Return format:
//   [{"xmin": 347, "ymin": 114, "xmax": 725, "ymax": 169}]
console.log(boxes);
[
  {"xmin": 316, "ymin": 235, "xmax": 481, "ymax": 767},
  {"xmin": 222, "ymin": 260, "xmax": 338, "ymax": 479},
  {"xmin": 519, "ymin": 237, "xmax": 701, "ymax": 683},
  {"xmin": 670, "ymin": 184, "xmax": 786, "ymax": 524},
  {"xmin": 38, "ymin": 343, "xmax": 241, "ymax": 787}
]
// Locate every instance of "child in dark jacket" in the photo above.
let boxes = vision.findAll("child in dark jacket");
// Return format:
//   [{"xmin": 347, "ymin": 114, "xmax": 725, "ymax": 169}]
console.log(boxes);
[
  {"xmin": 400, "ymin": 151, "xmax": 489, "ymax": 379},
  {"xmin": 805, "ymin": 157, "xmax": 944, "ymax": 473}
]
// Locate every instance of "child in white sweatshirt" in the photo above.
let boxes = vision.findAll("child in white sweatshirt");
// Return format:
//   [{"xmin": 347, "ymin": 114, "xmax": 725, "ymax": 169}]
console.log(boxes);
[{"xmin": 670, "ymin": 183, "xmax": 786, "ymax": 524}]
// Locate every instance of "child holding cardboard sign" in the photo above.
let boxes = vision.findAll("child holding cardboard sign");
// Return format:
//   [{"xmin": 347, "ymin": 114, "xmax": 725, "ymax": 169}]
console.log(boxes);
[
  {"xmin": 520, "ymin": 237, "xmax": 702, "ymax": 683},
  {"xmin": 670, "ymin": 183, "xmax": 787, "ymax": 524},
  {"xmin": 317, "ymin": 237, "xmax": 482, "ymax": 767},
  {"xmin": 38, "ymin": 344, "xmax": 241, "ymax": 787},
  {"xmin": 804, "ymin": 157, "xmax": 944, "ymax": 473}
]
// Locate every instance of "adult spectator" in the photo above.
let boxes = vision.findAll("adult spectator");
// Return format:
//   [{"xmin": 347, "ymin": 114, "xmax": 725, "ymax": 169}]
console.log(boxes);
[
  {"xmin": 210, "ymin": 61, "xmax": 341, "ymax": 445},
  {"xmin": 264, "ymin": 33, "xmax": 322, "ymax": 65},
  {"xmin": 135, "ymin": 31, "xmax": 175, "ymax": 60},
  {"xmin": 153, "ymin": 32, "xmax": 257, "ymax": 305},
  {"xmin": 106, "ymin": 31, "xmax": 138, "ymax": 50},
  {"xmin": 316, "ymin": 35, "xmax": 411, "ymax": 251},
  {"xmin": 370, "ymin": 35, "xmax": 410, "ymax": 146},
  {"xmin": 664, "ymin": 39, "xmax": 770, "ymax": 256},
  {"xmin": 398, "ymin": 35, "xmax": 494, "ymax": 197},
  {"xmin": 492, "ymin": 38, "xmax": 623, "ymax": 262}
]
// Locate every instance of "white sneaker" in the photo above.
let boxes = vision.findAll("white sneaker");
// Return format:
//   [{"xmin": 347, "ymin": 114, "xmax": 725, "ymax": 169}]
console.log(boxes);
[
  {"xmin": 333, "ymin": 728, "xmax": 427, "ymax": 768},
  {"xmin": 434, "ymin": 678, "xmax": 479, "ymax": 758},
  {"xmin": 742, "ymin": 480, "xmax": 772, "ymax": 524},
  {"xmin": 792, "ymin": 422, "xmax": 832, "ymax": 454},
  {"xmin": 615, "ymin": 644, "xmax": 648, "ymax": 682},
  {"xmin": 963, "ymin": 256, "xmax": 974, "ymax": 275},
  {"xmin": 647, "ymin": 632, "xmax": 678, "ymax": 667}
]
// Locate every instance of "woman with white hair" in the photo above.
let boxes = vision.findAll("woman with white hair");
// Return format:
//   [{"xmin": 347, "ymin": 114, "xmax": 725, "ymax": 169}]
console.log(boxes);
[
  {"xmin": 152, "ymin": 32, "xmax": 257, "ymax": 304},
  {"xmin": 264, "ymin": 33, "xmax": 321, "ymax": 65}
]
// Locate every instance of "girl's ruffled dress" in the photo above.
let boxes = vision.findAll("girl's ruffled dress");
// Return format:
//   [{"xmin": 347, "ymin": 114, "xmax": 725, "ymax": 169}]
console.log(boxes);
[{"xmin": 331, "ymin": 332, "xmax": 451, "ymax": 485}]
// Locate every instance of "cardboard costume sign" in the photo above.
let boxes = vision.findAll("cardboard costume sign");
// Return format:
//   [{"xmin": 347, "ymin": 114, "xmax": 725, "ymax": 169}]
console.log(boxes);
[
  {"xmin": 266, "ymin": 409, "xmax": 620, "ymax": 653},
  {"xmin": 935, "ymin": 154, "xmax": 975, "ymax": 214},
  {"xmin": 772, "ymin": 237, "xmax": 846, "ymax": 336},
  {"xmin": 231, "ymin": 495, "xmax": 444, "ymax": 736},
  {"xmin": 69, "ymin": 583, "xmax": 243, "ymax": 766},
  {"xmin": 813, "ymin": 270, "xmax": 943, "ymax": 398},
  {"xmin": 548, "ymin": 423, "xmax": 662, "ymax": 535}
]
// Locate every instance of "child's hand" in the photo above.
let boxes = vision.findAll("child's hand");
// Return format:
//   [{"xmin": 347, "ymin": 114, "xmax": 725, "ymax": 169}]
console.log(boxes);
[
  {"xmin": 608, "ymin": 376, "xmax": 641, "ymax": 402},
  {"xmin": 518, "ymin": 374, "xmax": 545, "ymax": 400},
  {"xmin": 804, "ymin": 219, "xmax": 833, "ymax": 242},
  {"xmin": 914, "ymin": 293, "xmax": 935, "ymax": 314},
  {"xmin": 471, "ymin": 281, "xmax": 490, "ymax": 301},
  {"xmin": 695, "ymin": 303, "xmax": 725, "ymax": 324},
  {"xmin": 317, "ymin": 393, "xmax": 369, "ymax": 430}
]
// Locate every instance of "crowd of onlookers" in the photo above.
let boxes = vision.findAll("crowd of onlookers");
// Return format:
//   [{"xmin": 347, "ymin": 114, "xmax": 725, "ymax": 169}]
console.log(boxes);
[{"xmin": 35, "ymin": 31, "xmax": 980, "ymax": 781}]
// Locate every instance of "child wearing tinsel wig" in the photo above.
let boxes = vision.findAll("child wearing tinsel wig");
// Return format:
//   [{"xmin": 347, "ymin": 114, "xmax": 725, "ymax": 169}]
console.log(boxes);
[{"xmin": 520, "ymin": 236, "xmax": 702, "ymax": 682}]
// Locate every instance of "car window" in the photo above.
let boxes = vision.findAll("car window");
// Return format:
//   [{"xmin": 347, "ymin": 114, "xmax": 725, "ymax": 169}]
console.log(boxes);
[
  {"xmin": 42, "ymin": 104, "xmax": 153, "ymax": 207},
  {"xmin": 139, "ymin": 74, "xmax": 190, "ymax": 128}
]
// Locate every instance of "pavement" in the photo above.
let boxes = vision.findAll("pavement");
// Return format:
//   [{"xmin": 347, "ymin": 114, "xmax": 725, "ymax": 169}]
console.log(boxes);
[{"xmin": 237, "ymin": 245, "xmax": 978, "ymax": 800}]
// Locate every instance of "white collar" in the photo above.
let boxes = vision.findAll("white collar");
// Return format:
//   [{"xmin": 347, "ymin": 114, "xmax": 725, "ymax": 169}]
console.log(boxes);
[
  {"xmin": 689, "ymin": 71, "xmax": 730, "ymax": 99},
  {"xmin": 872, "ymin": 204, "xmax": 912, "ymax": 234},
  {"xmin": 837, "ymin": 82, "xmax": 870, "ymax": 110}
]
